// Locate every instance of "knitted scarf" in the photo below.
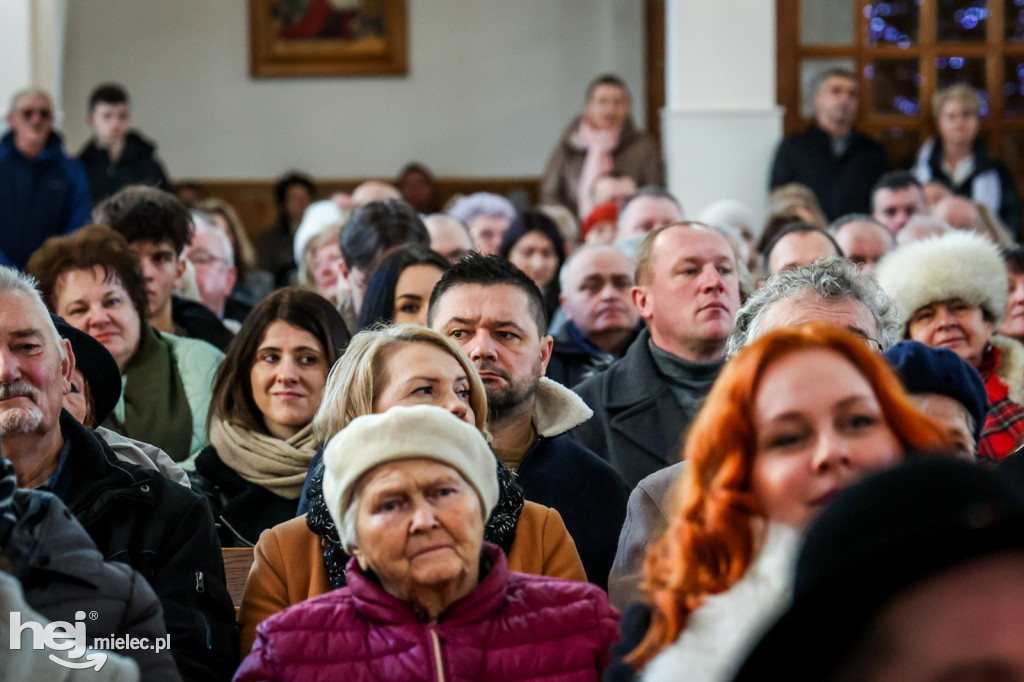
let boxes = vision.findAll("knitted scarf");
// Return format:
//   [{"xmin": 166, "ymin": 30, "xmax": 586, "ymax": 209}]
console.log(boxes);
[
  {"xmin": 305, "ymin": 460, "xmax": 524, "ymax": 589},
  {"xmin": 576, "ymin": 118, "xmax": 620, "ymax": 219},
  {"xmin": 211, "ymin": 418, "xmax": 318, "ymax": 500}
]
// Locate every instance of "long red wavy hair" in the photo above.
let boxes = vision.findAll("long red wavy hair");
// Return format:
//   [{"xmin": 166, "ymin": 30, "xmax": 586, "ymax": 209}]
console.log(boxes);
[{"xmin": 628, "ymin": 322, "xmax": 954, "ymax": 667}]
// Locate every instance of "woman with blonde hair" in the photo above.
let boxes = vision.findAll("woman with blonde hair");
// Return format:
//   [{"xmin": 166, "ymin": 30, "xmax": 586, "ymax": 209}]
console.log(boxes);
[
  {"xmin": 911, "ymin": 83, "xmax": 1020, "ymax": 234},
  {"xmin": 619, "ymin": 322, "xmax": 954, "ymax": 681},
  {"xmin": 238, "ymin": 324, "xmax": 586, "ymax": 655}
]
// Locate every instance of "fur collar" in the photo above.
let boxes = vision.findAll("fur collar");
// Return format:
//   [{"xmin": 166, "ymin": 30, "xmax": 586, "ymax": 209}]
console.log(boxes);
[
  {"xmin": 533, "ymin": 377, "xmax": 593, "ymax": 438},
  {"xmin": 992, "ymin": 335, "xmax": 1024, "ymax": 405}
]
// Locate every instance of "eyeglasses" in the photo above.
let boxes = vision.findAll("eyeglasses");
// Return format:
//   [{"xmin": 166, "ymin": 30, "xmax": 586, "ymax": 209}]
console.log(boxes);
[
  {"xmin": 18, "ymin": 108, "xmax": 52, "ymax": 121},
  {"xmin": 187, "ymin": 251, "xmax": 231, "ymax": 267},
  {"xmin": 847, "ymin": 326, "xmax": 883, "ymax": 352}
]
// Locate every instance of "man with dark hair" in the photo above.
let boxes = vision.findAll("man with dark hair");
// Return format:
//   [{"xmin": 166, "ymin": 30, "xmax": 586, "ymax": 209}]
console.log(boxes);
[
  {"xmin": 542, "ymin": 73, "xmax": 664, "ymax": 218},
  {"xmin": 96, "ymin": 185, "xmax": 234, "ymax": 350},
  {"xmin": 0, "ymin": 87, "xmax": 91, "ymax": 269},
  {"xmin": 428, "ymin": 253, "xmax": 629, "ymax": 590},
  {"xmin": 337, "ymin": 198, "xmax": 430, "ymax": 327},
  {"xmin": 572, "ymin": 222, "xmax": 740, "ymax": 487},
  {"xmin": 78, "ymin": 82, "xmax": 169, "ymax": 205},
  {"xmin": 770, "ymin": 68, "xmax": 890, "ymax": 220},
  {"xmin": 871, "ymin": 170, "xmax": 929, "ymax": 233},
  {"xmin": 762, "ymin": 223, "xmax": 843, "ymax": 277}
]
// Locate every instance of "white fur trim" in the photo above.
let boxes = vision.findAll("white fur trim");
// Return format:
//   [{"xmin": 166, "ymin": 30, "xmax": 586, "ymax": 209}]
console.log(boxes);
[
  {"xmin": 992, "ymin": 335, "xmax": 1024, "ymax": 406},
  {"xmin": 875, "ymin": 230, "xmax": 1008, "ymax": 333},
  {"xmin": 533, "ymin": 377, "xmax": 593, "ymax": 438}
]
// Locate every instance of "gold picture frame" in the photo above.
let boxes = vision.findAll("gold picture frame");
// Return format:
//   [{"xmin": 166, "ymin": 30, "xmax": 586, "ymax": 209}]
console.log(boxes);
[{"xmin": 249, "ymin": 0, "xmax": 407, "ymax": 78}]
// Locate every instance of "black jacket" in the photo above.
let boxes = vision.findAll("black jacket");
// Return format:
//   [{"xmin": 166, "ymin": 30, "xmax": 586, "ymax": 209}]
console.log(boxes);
[
  {"xmin": 56, "ymin": 412, "xmax": 238, "ymax": 681},
  {"xmin": 514, "ymin": 432, "xmax": 629, "ymax": 591},
  {"xmin": 191, "ymin": 445, "xmax": 299, "ymax": 548},
  {"xmin": 546, "ymin": 322, "xmax": 640, "ymax": 389},
  {"xmin": 171, "ymin": 296, "xmax": 235, "ymax": 352},
  {"xmin": 78, "ymin": 130, "xmax": 170, "ymax": 205},
  {"xmin": 769, "ymin": 124, "xmax": 890, "ymax": 221},
  {"xmin": 6, "ymin": 490, "xmax": 181, "ymax": 681},
  {"xmin": 571, "ymin": 329, "xmax": 712, "ymax": 488}
]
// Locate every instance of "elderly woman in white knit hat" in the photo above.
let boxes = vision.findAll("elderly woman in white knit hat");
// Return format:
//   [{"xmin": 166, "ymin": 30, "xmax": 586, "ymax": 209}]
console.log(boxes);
[
  {"xmin": 876, "ymin": 230, "xmax": 1024, "ymax": 462},
  {"xmin": 236, "ymin": 404, "xmax": 619, "ymax": 681}
]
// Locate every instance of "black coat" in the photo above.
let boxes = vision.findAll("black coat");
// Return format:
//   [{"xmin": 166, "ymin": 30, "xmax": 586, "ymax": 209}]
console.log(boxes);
[
  {"xmin": 171, "ymin": 296, "xmax": 235, "ymax": 352},
  {"xmin": 78, "ymin": 130, "xmax": 170, "ymax": 205},
  {"xmin": 546, "ymin": 322, "xmax": 640, "ymax": 389},
  {"xmin": 514, "ymin": 433, "xmax": 629, "ymax": 591},
  {"xmin": 191, "ymin": 445, "xmax": 300, "ymax": 548},
  {"xmin": 769, "ymin": 124, "xmax": 890, "ymax": 221},
  {"xmin": 6, "ymin": 490, "xmax": 181, "ymax": 681},
  {"xmin": 57, "ymin": 412, "xmax": 238, "ymax": 681},
  {"xmin": 571, "ymin": 329, "xmax": 710, "ymax": 488}
]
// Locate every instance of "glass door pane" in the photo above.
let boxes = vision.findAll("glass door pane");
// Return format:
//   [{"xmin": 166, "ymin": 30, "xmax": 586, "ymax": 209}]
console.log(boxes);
[
  {"xmin": 802, "ymin": 0, "xmax": 855, "ymax": 44},
  {"xmin": 867, "ymin": 0, "xmax": 919, "ymax": 46},
  {"xmin": 937, "ymin": 0, "xmax": 989, "ymax": 42}
]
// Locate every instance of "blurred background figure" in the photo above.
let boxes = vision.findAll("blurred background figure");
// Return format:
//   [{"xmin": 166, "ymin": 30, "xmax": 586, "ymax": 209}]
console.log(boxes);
[
  {"xmin": 828, "ymin": 214, "xmax": 894, "ymax": 274},
  {"xmin": 581, "ymin": 201, "xmax": 619, "ymax": 245},
  {"xmin": 895, "ymin": 214, "xmax": 954, "ymax": 246},
  {"xmin": 258, "ymin": 172, "xmax": 317, "ymax": 287},
  {"xmin": 395, "ymin": 161, "xmax": 440, "ymax": 214},
  {"xmin": 999, "ymin": 247, "xmax": 1024, "ymax": 345},
  {"xmin": 185, "ymin": 211, "xmax": 249, "ymax": 331},
  {"xmin": 699, "ymin": 199, "xmax": 759, "ymax": 273},
  {"xmin": 499, "ymin": 209, "xmax": 567, "ymax": 322},
  {"xmin": 542, "ymin": 73, "xmax": 663, "ymax": 218},
  {"xmin": 871, "ymin": 170, "xmax": 929, "ymax": 234},
  {"xmin": 423, "ymin": 212, "xmax": 473, "ymax": 262},
  {"xmin": 449, "ymin": 191, "xmax": 517, "ymax": 256},
  {"xmin": 911, "ymin": 83, "xmax": 1020, "ymax": 238},
  {"xmin": 196, "ymin": 196, "xmax": 274, "ymax": 306},
  {"xmin": 77, "ymin": 82, "xmax": 169, "ymax": 205},
  {"xmin": 349, "ymin": 180, "xmax": 401, "ymax": 206}
]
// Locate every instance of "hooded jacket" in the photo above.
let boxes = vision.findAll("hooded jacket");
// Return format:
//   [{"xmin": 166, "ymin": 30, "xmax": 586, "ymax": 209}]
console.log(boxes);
[
  {"xmin": 236, "ymin": 543, "xmax": 619, "ymax": 682},
  {"xmin": 54, "ymin": 412, "xmax": 239, "ymax": 681},
  {"xmin": 514, "ymin": 378, "xmax": 630, "ymax": 590},
  {"xmin": 0, "ymin": 131, "xmax": 91, "ymax": 267},
  {"xmin": 4, "ymin": 490, "xmax": 180, "ymax": 681},
  {"xmin": 541, "ymin": 116, "xmax": 664, "ymax": 217},
  {"xmin": 78, "ymin": 130, "xmax": 170, "ymax": 205}
]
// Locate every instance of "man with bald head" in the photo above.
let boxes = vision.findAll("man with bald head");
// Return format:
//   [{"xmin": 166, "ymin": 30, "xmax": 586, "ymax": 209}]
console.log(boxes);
[
  {"xmin": 424, "ymin": 213, "xmax": 473, "ymax": 262},
  {"xmin": 0, "ymin": 88, "xmax": 91, "ymax": 268},
  {"xmin": 932, "ymin": 195, "xmax": 983, "ymax": 233},
  {"xmin": 829, "ymin": 213, "xmax": 895, "ymax": 274},
  {"xmin": 572, "ymin": 222, "xmax": 740, "ymax": 486},
  {"xmin": 547, "ymin": 244, "xmax": 641, "ymax": 387},
  {"xmin": 615, "ymin": 187, "xmax": 683, "ymax": 242},
  {"xmin": 762, "ymin": 223, "xmax": 843, "ymax": 277}
]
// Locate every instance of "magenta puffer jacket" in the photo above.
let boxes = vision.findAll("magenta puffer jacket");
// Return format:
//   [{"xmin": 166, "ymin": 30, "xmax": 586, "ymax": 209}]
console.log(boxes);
[{"xmin": 235, "ymin": 543, "xmax": 620, "ymax": 681}]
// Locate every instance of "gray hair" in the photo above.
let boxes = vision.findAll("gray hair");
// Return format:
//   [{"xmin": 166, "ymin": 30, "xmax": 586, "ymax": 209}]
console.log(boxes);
[
  {"xmin": 8, "ymin": 87, "xmax": 50, "ymax": 115},
  {"xmin": 0, "ymin": 267, "xmax": 66, "ymax": 359},
  {"xmin": 725, "ymin": 256, "xmax": 900, "ymax": 358},
  {"xmin": 448, "ymin": 192, "xmax": 516, "ymax": 225},
  {"xmin": 190, "ymin": 210, "xmax": 235, "ymax": 265}
]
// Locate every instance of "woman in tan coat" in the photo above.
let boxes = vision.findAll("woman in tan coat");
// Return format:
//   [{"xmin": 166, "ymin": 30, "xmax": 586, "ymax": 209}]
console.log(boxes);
[{"xmin": 239, "ymin": 325, "xmax": 585, "ymax": 655}]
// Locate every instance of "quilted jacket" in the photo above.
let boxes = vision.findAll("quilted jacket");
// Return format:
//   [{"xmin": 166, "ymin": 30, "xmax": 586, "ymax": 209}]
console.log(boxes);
[{"xmin": 235, "ymin": 543, "xmax": 619, "ymax": 681}]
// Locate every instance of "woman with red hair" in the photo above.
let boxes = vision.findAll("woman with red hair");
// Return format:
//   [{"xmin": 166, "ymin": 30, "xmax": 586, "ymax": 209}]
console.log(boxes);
[{"xmin": 624, "ymin": 322, "xmax": 954, "ymax": 682}]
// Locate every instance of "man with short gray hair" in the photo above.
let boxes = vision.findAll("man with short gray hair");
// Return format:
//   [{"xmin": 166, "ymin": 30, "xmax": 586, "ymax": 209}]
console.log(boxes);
[{"xmin": 0, "ymin": 88, "xmax": 91, "ymax": 268}]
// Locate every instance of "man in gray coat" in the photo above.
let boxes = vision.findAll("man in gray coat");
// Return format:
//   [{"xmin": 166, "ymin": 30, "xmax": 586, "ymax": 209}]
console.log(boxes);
[{"xmin": 571, "ymin": 222, "xmax": 741, "ymax": 488}]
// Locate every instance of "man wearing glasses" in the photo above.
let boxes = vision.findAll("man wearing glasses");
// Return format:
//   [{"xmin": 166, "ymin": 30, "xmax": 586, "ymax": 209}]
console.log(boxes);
[{"xmin": 0, "ymin": 88, "xmax": 91, "ymax": 268}]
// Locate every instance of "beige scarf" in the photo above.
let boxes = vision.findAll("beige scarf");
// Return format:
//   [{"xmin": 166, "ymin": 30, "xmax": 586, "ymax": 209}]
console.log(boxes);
[{"xmin": 210, "ymin": 418, "xmax": 318, "ymax": 499}]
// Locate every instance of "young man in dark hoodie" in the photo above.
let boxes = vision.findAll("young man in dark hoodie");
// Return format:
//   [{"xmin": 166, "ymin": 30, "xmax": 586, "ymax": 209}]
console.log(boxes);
[{"xmin": 78, "ymin": 83, "xmax": 170, "ymax": 205}]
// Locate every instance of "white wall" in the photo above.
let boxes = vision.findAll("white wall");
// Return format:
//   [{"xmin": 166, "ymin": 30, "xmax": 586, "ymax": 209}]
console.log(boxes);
[
  {"xmin": 0, "ymin": 0, "xmax": 33, "ymax": 113},
  {"xmin": 662, "ymin": 0, "xmax": 781, "ymax": 225},
  {"xmin": 60, "ymin": 0, "xmax": 645, "ymax": 179}
]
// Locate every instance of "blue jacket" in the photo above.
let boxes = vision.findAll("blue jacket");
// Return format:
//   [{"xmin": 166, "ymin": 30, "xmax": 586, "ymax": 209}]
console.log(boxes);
[{"xmin": 0, "ymin": 131, "xmax": 91, "ymax": 268}]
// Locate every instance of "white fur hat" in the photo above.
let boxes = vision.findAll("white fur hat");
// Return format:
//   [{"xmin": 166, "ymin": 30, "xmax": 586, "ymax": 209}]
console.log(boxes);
[
  {"xmin": 321, "ymin": 405, "xmax": 498, "ymax": 549},
  {"xmin": 875, "ymin": 230, "xmax": 1008, "ymax": 335}
]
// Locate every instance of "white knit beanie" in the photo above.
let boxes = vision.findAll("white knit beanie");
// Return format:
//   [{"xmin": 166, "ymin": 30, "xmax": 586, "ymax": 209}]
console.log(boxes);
[
  {"xmin": 875, "ymin": 230, "xmax": 1008, "ymax": 336},
  {"xmin": 321, "ymin": 405, "xmax": 499, "ymax": 548}
]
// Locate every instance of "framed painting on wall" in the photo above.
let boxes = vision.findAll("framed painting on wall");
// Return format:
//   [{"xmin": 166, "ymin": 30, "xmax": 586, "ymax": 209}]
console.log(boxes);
[{"xmin": 249, "ymin": 0, "xmax": 407, "ymax": 77}]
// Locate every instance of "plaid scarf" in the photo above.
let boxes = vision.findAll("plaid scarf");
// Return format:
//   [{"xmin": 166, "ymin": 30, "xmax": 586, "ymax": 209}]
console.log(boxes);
[{"xmin": 978, "ymin": 346, "xmax": 1024, "ymax": 462}]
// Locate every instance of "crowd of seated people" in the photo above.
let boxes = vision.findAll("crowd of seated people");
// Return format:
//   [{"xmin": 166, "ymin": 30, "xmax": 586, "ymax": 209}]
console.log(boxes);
[{"xmin": 3, "ymin": 67, "xmax": 1024, "ymax": 682}]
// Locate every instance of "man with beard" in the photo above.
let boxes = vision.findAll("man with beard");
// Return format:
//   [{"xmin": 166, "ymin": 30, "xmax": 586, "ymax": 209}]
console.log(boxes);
[{"xmin": 429, "ymin": 254, "xmax": 629, "ymax": 589}]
